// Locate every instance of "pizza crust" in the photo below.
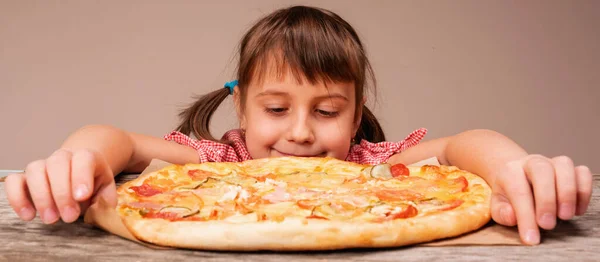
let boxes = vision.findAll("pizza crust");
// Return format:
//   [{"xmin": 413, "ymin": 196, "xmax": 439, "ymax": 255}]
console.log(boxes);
[
  {"xmin": 122, "ymin": 190, "xmax": 490, "ymax": 251},
  {"xmin": 123, "ymin": 204, "xmax": 489, "ymax": 251}
]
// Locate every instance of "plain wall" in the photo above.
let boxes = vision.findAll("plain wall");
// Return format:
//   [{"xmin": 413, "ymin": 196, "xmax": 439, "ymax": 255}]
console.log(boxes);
[{"xmin": 1, "ymin": 0, "xmax": 598, "ymax": 171}]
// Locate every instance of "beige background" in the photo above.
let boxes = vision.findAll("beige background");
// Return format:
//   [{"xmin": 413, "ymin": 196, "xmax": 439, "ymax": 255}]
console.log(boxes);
[{"xmin": 1, "ymin": 0, "xmax": 598, "ymax": 171}]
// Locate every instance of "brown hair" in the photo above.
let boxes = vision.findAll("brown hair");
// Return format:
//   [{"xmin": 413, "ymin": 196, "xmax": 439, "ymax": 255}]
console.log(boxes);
[{"xmin": 177, "ymin": 5, "xmax": 386, "ymax": 144}]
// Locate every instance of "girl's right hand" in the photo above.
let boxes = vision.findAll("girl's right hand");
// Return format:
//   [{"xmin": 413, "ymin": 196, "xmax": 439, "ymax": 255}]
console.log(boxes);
[{"xmin": 4, "ymin": 149, "xmax": 117, "ymax": 224}]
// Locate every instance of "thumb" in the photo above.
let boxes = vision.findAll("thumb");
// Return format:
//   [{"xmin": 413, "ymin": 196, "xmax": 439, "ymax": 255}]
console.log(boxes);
[
  {"xmin": 92, "ymin": 179, "xmax": 118, "ymax": 207},
  {"xmin": 491, "ymin": 193, "xmax": 517, "ymax": 226},
  {"xmin": 88, "ymin": 152, "xmax": 118, "ymax": 209},
  {"xmin": 71, "ymin": 150, "xmax": 117, "ymax": 212},
  {"xmin": 79, "ymin": 180, "xmax": 117, "ymax": 215}
]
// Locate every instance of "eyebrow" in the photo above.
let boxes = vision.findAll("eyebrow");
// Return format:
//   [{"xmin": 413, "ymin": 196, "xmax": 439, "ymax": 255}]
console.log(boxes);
[
  {"xmin": 256, "ymin": 91, "xmax": 290, "ymax": 98},
  {"xmin": 256, "ymin": 91, "xmax": 349, "ymax": 101}
]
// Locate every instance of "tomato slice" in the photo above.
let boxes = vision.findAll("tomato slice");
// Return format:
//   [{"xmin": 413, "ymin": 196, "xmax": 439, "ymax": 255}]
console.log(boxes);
[
  {"xmin": 129, "ymin": 183, "xmax": 163, "ymax": 197},
  {"xmin": 296, "ymin": 199, "xmax": 327, "ymax": 210},
  {"xmin": 386, "ymin": 205, "xmax": 418, "ymax": 220},
  {"xmin": 187, "ymin": 169, "xmax": 215, "ymax": 180},
  {"xmin": 440, "ymin": 199, "xmax": 464, "ymax": 211},
  {"xmin": 390, "ymin": 163, "xmax": 410, "ymax": 177},
  {"xmin": 235, "ymin": 201, "xmax": 255, "ymax": 214},
  {"xmin": 254, "ymin": 173, "xmax": 279, "ymax": 182},
  {"xmin": 306, "ymin": 215, "xmax": 329, "ymax": 220},
  {"xmin": 450, "ymin": 176, "xmax": 469, "ymax": 192},
  {"xmin": 373, "ymin": 204, "xmax": 418, "ymax": 222}
]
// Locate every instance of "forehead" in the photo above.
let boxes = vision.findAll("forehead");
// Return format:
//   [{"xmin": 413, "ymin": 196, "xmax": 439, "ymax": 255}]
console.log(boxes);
[{"xmin": 244, "ymin": 51, "xmax": 355, "ymax": 90}]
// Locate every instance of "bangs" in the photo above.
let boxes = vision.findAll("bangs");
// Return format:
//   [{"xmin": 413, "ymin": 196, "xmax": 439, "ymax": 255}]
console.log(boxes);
[
  {"xmin": 245, "ymin": 37, "xmax": 363, "ymax": 87},
  {"xmin": 237, "ymin": 6, "xmax": 372, "ymax": 90}
]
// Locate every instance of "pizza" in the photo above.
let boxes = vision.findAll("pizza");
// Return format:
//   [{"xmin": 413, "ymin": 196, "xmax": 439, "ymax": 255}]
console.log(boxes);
[{"xmin": 115, "ymin": 157, "xmax": 491, "ymax": 251}]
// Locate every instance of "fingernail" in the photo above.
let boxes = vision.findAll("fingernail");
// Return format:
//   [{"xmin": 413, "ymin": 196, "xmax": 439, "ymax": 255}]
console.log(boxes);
[
  {"xmin": 541, "ymin": 212, "xmax": 555, "ymax": 227},
  {"xmin": 74, "ymin": 184, "xmax": 89, "ymax": 200},
  {"xmin": 42, "ymin": 208, "xmax": 58, "ymax": 224},
  {"xmin": 559, "ymin": 203, "xmax": 574, "ymax": 219},
  {"xmin": 525, "ymin": 229, "xmax": 540, "ymax": 245},
  {"xmin": 61, "ymin": 205, "xmax": 80, "ymax": 222},
  {"xmin": 19, "ymin": 207, "xmax": 35, "ymax": 220}
]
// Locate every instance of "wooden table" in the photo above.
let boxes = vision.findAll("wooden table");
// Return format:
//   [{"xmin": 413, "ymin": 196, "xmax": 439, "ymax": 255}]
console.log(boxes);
[{"xmin": 1, "ymin": 174, "xmax": 599, "ymax": 261}]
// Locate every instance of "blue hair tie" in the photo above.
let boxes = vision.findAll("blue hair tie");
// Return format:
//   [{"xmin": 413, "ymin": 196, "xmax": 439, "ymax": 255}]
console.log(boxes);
[{"xmin": 224, "ymin": 80, "xmax": 238, "ymax": 95}]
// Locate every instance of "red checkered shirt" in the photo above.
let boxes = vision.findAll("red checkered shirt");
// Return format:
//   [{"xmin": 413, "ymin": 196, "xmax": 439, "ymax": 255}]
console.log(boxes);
[{"xmin": 164, "ymin": 128, "xmax": 427, "ymax": 165}]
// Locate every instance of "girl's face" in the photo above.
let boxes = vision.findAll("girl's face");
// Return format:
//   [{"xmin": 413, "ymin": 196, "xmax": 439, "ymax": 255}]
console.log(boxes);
[{"xmin": 236, "ymin": 73, "xmax": 361, "ymax": 161}]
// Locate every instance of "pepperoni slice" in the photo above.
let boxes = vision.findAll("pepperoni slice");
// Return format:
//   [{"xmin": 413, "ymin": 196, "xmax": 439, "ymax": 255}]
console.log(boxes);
[
  {"xmin": 143, "ymin": 211, "xmax": 180, "ymax": 220},
  {"xmin": 390, "ymin": 163, "xmax": 410, "ymax": 177},
  {"xmin": 129, "ymin": 183, "xmax": 163, "ymax": 197},
  {"xmin": 125, "ymin": 201, "xmax": 164, "ymax": 210}
]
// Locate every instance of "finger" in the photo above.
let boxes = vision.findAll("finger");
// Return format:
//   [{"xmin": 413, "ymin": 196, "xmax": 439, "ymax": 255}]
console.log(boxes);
[
  {"xmin": 524, "ymin": 156, "xmax": 556, "ymax": 230},
  {"xmin": 70, "ymin": 150, "xmax": 97, "ymax": 201},
  {"xmin": 552, "ymin": 156, "xmax": 576, "ymax": 220},
  {"xmin": 574, "ymin": 165, "xmax": 593, "ymax": 215},
  {"xmin": 490, "ymin": 193, "xmax": 517, "ymax": 226},
  {"xmin": 4, "ymin": 173, "xmax": 36, "ymax": 221},
  {"xmin": 46, "ymin": 149, "xmax": 80, "ymax": 223},
  {"xmin": 24, "ymin": 160, "xmax": 59, "ymax": 224},
  {"xmin": 503, "ymin": 161, "xmax": 540, "ymax": 245}
]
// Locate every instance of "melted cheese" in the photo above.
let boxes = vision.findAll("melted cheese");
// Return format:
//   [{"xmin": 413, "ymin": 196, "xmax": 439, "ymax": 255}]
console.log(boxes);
[{"xmin": 121, "ymin": 159, "xmax": 478, "ymax": 223}]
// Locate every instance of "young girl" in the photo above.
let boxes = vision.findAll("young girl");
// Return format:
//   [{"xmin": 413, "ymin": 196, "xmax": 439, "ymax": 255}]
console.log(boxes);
[{"xmin": 5, "ymin": 5, "xmax": 592, "ymax": 246}]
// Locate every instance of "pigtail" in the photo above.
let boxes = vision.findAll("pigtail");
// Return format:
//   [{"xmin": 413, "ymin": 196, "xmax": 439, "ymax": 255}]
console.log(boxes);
[
  {"xmin": 176, "ymin": 88, "xmax": 230, "ymax": 142},
  {"xmin": 355, "ymin": 105, "xmax": 386, "ymax": 143}
]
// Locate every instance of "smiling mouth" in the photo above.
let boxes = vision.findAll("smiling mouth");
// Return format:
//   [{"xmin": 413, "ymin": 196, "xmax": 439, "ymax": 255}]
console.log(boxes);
[{"xmin": 273, "ymin": 149, "xmax": 325, "ymax": 158}]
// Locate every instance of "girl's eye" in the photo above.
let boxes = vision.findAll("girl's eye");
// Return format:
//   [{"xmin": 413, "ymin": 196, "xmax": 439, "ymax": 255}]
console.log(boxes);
[
  {"xmin": 265, "ymin": 107, "xmax": 288, "ymax": 115},
  {"xmin": 316, "ymin": 109, "xmax": 339, "ymax": 117}
]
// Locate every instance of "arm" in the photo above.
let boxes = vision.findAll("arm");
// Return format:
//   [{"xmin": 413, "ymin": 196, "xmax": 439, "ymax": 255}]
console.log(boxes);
[
  {"xmin": 388, "ymin": 129, "xmax": 528, "ymax": 184},
  {"xmin": 5, "ymin": 124, "xmax": 199, "ymax": 224},
  {"xmin": 61, "ymin": 124, "xmax": 199, "ymax": 175},
  {"xmin": 388, "ymin": 129, "xmax": 592, "ymax": 246}
]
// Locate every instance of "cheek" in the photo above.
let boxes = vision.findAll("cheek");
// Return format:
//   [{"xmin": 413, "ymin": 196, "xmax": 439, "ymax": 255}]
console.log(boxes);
[
  {"xmin": 246, "ymin": 111, "xmax": 280, "ymax": 136},
  {"xmin": 315, "ymin": 122, "xmax": 354, "ymax": 158},
  {"xmin": 243, "ymin": 112, "xmax": 281, "ymax": 158},
  {"xmin": 250, "ymin": 123, "xmax": 280, "ymax": 143}
]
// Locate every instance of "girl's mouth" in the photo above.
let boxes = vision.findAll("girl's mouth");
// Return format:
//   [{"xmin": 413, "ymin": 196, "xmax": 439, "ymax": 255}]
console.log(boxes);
[{"xmin": 272, "ymin": 149, "xmax": 326, "ymax": 158}]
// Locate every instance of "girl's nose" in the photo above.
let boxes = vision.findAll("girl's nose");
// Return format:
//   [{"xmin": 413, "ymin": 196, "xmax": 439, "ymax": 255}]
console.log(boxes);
[{"xmin": 286, "ymin": 113, "xmax": 315, "ymax": 144}]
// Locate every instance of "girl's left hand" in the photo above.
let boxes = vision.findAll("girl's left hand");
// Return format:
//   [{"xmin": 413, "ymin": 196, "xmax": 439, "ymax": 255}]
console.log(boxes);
[{"xmin": 490, "ymin": 155, "xmax": 593, "ymax": 245}]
